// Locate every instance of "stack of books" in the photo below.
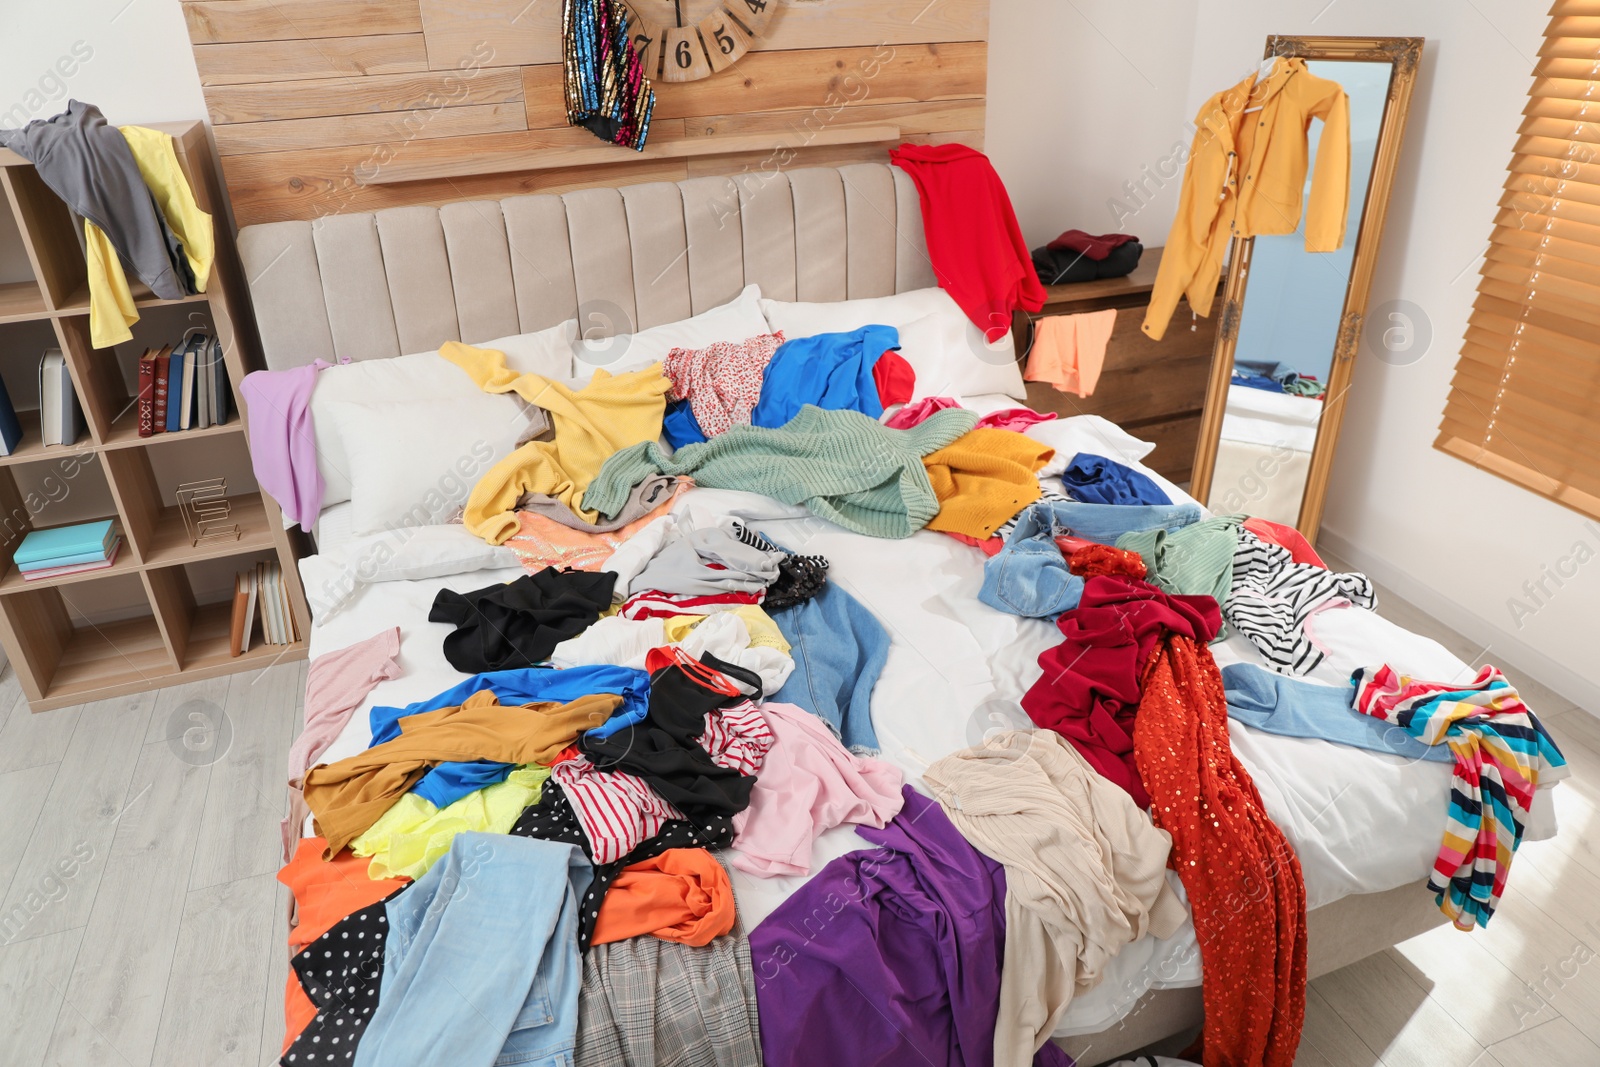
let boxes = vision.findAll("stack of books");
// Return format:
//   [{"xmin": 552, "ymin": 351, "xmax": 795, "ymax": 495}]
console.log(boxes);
[
  {"xmin": 13, "ymin": 519, "xmax": 122, "ymax": 581},
  {"xmin": 138, "ymin": 330, "xmax": 231, "ymax": 438},
  {"xmin": 230, "ymin": 560, "xmax": 299, "ymax": 656}
]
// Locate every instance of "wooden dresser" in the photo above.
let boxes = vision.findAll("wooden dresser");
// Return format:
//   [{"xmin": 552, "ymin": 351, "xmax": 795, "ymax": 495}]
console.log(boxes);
[{"xmin": 1011, "ymin": 247, "xmax": 1218, "ymax": 484}]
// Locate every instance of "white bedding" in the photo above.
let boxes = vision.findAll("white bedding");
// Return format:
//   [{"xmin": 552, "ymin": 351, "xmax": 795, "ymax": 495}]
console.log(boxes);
[
  {"xmin": 300, "ymin": 409, "xmax": 1556, "ymax": 1040},
  {"xmin": 1221, "ymin": 383, "xmax": 1324, "ymax": 452}
]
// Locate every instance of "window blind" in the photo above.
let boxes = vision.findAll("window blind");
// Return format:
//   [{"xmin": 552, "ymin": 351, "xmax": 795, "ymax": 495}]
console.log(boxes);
[{"xmin": 1436, "ymin": 0, "xmax": 1600, "ymax": 519}]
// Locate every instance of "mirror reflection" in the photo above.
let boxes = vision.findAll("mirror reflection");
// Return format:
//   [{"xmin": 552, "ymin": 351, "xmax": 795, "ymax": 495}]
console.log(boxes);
[{"xmin": 1206, "ymin": 59, "xmax": 1391, "ymax": 525}]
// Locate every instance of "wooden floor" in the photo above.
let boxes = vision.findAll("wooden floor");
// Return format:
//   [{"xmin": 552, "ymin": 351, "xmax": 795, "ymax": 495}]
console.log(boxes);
[{"xmin": 0, "ymin": 576, "xmax": 1596, "ymax": 1066}]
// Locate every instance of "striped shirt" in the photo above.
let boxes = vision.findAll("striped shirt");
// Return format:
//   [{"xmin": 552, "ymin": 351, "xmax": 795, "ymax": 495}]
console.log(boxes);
[
  {"xmin": 552, "ymin": 698, "xmax": 774, "ymax": 863},
  {"xmin": 618, "ymin": 589, "xmax": 765, "ymax": 620},
  {"xmin": 1352, "ymin": 664, "xmax": 1569, "ymax": 930},
  {"xmin": 1224, "ymin": 529, "xmax": 1375, "ymax": 675}
]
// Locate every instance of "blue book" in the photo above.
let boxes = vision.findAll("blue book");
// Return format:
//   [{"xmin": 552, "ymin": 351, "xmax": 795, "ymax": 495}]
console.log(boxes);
[
  {"xmin": 17, "ymin": 545, "xmax": 117, "ymax": 572},
  {"xmin": 14, "ymin": 519, "xmax": 115, "ymax": 567},
  {"xmin": 166, "ymin": 343, "xmax": 186, "ymax": 433},
  {"xmin": 0, "ymin": 375, "xmax": 20, "ymax": 456}
]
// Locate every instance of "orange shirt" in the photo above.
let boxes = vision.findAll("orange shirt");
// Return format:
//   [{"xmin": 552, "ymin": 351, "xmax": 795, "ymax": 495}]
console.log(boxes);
[{"xmin": 590, "ymin": 848, "xmax": 735, "ymax": 948}]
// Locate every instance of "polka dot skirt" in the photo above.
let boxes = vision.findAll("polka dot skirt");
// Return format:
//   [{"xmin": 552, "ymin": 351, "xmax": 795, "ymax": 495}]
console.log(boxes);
[{"xmin": 281, "ymin": 896, "xmax": 395, "ymax": 1065}]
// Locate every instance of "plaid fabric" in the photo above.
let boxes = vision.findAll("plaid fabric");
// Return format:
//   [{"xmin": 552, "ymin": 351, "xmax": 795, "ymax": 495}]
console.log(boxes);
[{"xmin": 576, "ymin": 858, "xmax": 763, "ymax": 1066}]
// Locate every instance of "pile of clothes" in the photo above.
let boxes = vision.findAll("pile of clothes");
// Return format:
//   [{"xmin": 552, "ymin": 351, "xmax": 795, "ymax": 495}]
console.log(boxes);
[
  {"xmin": 270, "ymin": 270, "xmax": 1566, "ymax": 1067},
  {"xmin": 1231, "ymin": 359, "xmax": 1327, "ymax": 399}
]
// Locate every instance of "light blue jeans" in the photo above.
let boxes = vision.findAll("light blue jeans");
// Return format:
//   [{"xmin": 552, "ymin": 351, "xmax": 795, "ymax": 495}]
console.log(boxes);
[
  {"xmin": 355, "ymin": 833, "xmax": 591, "ymax": 1067},
  {"xmin": 978, "ymin": 500, "xmax": 1203, "ymax": 618}
]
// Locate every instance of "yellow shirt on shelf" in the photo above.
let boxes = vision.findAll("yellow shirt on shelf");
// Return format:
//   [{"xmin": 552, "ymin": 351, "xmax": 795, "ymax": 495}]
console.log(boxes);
[{"xmin": 86, "ymin": 125, "xmax": 214, "ymax": 349}]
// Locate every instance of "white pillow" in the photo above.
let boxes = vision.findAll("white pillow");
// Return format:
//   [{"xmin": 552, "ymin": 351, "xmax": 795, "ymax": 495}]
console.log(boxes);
[
  {"xmin": 310, "ymin": 319, "xmax": 576, "ymax": 508},
  {"xmin": 299, "ymin": 528, "xmax": 519, "ymax": 618},
  {"xmin": 759, "ymin": 287, "xmax": 1025, "ymax": 400},
  {"xmin": 326, "ymin": 395, "xmax": 538, "ymax": 536},
  {"xmin": 571, "ymin": 284, "xmax": 768, "ymax": 381},
  {"xmin": 1020, "ymin": 413, "xmax": 1157, "ymax": 476}
]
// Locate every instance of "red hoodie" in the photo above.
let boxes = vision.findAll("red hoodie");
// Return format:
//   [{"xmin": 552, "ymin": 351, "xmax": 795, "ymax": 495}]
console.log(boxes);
[{"xmin": 889, "ymin": 143, "xmax": 1046, "ymax": 342}]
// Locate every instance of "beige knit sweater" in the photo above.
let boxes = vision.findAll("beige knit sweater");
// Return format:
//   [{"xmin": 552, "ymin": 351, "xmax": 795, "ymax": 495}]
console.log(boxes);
[{"xmin": 924, "ymin": 730, "xmax": 1186, "ymax": 1066}]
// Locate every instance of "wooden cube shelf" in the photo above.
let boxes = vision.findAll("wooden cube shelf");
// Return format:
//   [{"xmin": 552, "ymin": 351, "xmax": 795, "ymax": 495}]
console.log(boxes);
[{"xmin": 0, "ymin": 121, "xmax": 309, "ymax": 712}]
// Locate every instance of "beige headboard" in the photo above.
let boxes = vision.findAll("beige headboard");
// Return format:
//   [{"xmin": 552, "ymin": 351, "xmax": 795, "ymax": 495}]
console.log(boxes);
[{"xmin": 238, "ymin": 162, "xmax": 935, "ymax": 371}]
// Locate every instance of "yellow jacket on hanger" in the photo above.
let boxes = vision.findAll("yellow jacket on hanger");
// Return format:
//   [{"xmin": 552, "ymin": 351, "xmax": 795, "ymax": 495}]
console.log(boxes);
[
  {"xmin": 86, "ymin": 125, "xmax": 214, "ymax": 349},
  {"xmin": 1143, "ymin": 57, "xmax": 1350, "ymax": 341}
]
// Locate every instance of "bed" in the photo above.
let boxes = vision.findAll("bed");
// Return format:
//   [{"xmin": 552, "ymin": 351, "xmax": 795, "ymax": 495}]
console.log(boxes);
[{"xmin": 241, "ymin": 164, "xmax": 1558, "ymax": 1065}]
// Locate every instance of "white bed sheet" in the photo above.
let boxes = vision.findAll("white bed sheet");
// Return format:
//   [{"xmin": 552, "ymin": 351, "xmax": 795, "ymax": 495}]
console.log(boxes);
[
  {"xmin": 299, "ymin": 416, "xmax": 1556, "ymax": 1040},
  {"xmin": 1221, "ymin": 383, "xmax": 1324, "ymax": 452}
]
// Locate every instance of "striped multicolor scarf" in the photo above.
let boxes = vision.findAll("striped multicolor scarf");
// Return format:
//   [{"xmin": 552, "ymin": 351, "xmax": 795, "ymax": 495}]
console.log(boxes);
[{"xmin": 1351, "ymin": 664, "xmax": 1568, "ymax": 930}]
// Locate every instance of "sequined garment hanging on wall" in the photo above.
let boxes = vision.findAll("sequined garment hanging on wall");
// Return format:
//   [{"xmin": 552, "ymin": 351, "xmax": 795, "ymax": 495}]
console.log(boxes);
[{"xmin": 563, "ymin": 0, "xmax": 656, "ymax": 150}]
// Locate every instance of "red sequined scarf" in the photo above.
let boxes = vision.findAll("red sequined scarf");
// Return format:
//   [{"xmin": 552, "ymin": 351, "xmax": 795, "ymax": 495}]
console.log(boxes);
[{"xmin": 1133, "ymin": 632, "xmax": 1307, "ymax": 1067}]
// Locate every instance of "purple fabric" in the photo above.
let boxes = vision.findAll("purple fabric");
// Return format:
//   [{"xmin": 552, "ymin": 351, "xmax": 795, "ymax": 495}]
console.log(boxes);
[
  {"xmin": 239, "ymin": 360, "xmax": 329, "ymax": 529},
  {"xmin": 749, "ymin": 785, "xmax": 1014, "ymax": 1067}
]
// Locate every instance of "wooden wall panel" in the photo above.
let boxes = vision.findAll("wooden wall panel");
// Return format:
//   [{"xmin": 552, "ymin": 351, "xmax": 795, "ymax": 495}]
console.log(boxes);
[
  {"xmin": 202, "ymin": 69, "xmax": 526, "ymax": 124},
  {"xmin": 192, "ymin": 35, "xmax": 429, "ymax": 85},
  {"xmin": 183, "ymin": 1, "xmax": 424, "ymax": 44},
  {"xmin": 416, "ymin": 0, "xmax": 987, "ymax": 69},
  {"xmin": 184, "ymin": 0, "xmax": 991, "ymax": 226}
]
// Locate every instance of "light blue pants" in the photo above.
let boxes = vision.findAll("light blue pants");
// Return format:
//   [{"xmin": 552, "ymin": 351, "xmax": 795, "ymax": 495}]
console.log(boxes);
[
  {"xmin": 979, "ymin": 500, "xmax": 1203, "ymax": 618},
  {"xmin": 355, "ymin": 833, "xmax": 591, "ymax": 1067}
]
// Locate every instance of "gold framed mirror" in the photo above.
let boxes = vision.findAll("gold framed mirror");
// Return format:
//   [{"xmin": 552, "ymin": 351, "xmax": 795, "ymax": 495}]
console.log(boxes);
[{"xmin": 1188, "ymin": 35, "xmax": 1425, "ymax": 540}]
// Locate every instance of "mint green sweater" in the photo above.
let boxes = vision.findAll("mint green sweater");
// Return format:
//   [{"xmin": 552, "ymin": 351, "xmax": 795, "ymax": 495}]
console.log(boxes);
[{"xmin": 583, "ymin": 405, "xmax": 979, "ymax": 539}]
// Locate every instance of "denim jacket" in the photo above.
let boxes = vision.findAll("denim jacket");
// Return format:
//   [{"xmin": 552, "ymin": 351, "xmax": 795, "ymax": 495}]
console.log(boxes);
[{"xmin": 978, "ymin": 500, "xmax": 1203, "ymax": 618}]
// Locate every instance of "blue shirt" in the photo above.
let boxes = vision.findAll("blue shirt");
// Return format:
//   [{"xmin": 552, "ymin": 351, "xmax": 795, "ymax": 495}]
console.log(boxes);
[
  {"xmin": 1221, "ymin": 662, "xmax": 1451, "ymax": 763},
  {"xmin": 367, "ymin": 665, "xmax": 651, "ymax": 807}
]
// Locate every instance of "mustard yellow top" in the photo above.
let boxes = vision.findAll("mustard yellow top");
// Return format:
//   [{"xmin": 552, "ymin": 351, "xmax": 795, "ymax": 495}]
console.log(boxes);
[
  {"xmin": 85, "ymin": 125, "xmax": 214, "ymax": 349},
  {"xmin": 1143, "ymin": 57, "xmax": 1350, "ymax": 341},
  {"xmin": 922, "ymin": 428, "xmax": 1055, "ymax": 540},
  {"xmin": 440, "ymin": 342, "xmax": 674, "ymax": 543}
]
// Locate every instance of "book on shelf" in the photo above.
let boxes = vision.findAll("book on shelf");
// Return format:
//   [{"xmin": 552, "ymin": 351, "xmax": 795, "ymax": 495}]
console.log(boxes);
[
  {"xmin": 13, "ymin": 518, "xmax": 116, "ymax": 568},
  {"xmin": 38, "ymin": 349, "xmax": 82, "ymax": 447},
  {"xmin": 0, "ymin": 372, "xmax": 20, "ymax": 456},
  {"xmin": 210, "ymin": 335, "xmax": 231, "ymax": 424},
  {"xmin": 152, "ymin": 346, "xmax": 171, "ymax": 434},
  {"xmin": 166, "ymin": 337, "xmax": 188, "ymax": 433},
  {"xmin": 20, "ymin": 537, "xmax": 122, "ymax": 581},
  {"xmin": 179, "ymin": 338, "xmax": 198, "ymax": 430},
  {"xmin": 137, "ymin": 347, "xmax": 156, "ymax": 437},
  {"xmin": 242, "ymin": 569, "xmax": 259, "ymax": 655},
  {"xmin": 230, "ymin": 570, "xmax": 252, "ymax": 657}
]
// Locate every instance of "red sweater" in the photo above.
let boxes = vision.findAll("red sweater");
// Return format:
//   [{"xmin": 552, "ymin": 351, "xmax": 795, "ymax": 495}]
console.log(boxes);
[{"xmin": 889, "ymin": 144, "xmax": 1046, "ymax": 342}]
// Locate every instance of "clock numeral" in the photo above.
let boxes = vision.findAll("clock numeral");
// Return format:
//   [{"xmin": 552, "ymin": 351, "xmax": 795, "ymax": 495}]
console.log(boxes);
[
  {"xmin": 742, "ymin": 0, "xmax": 767, "ymax": 12},
  {"xmin": 675, "ymin": 38, "xmax": 694, "ymax": 68},
  {"xmin": 634, "ymin": 32, "xmax": 652, "ymax": 54},
  {"xmin": 712, "ymin": 22, "xmax": 737, "ymax": 54}
]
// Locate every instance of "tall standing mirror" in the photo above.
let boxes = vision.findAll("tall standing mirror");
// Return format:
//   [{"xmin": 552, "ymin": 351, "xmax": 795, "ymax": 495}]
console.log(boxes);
[{"xmin": 1190, "ymin": 36, "xmax": 1424, "ymax": 539}]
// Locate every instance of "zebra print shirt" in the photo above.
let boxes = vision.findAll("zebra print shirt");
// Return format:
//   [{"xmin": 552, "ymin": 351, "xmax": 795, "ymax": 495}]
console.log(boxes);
[{"xmin": 1223, "ymin": 529, "xmax": 1375, "ymax": 675}]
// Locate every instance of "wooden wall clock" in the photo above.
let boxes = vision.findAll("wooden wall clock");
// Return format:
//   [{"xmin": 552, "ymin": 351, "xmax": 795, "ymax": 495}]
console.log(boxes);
[{"xmin": 622, "ymin": 0, "xmax": 781, "ymax": 83}]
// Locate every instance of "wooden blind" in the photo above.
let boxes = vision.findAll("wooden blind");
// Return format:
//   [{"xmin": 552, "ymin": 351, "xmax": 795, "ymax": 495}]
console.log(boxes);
[{"xmin": 1436, "ymin": 0, "xmax": 1600, "ymax": 519}]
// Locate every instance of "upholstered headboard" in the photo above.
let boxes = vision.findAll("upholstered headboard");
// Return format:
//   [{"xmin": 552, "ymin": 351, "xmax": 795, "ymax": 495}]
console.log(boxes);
[{"xmin": 237, "ymin": 163, "xmax": 935, "ymax": 371}]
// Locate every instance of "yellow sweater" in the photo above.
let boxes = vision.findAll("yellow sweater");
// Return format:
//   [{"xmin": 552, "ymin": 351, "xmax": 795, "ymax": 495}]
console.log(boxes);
[
  {"xmin": 922, "ymin": 428, "xmax": 1054, "ymax": 540},
  {"xmin": 87, "ymin": 125, "xmax": 214, "ymax": 349},
  {"xmin": 440, "ymin": 343, "xmax": 674, "ymax": 543}
]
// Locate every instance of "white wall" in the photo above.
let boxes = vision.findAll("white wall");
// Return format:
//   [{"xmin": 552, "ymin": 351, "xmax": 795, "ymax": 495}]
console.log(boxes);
[
  {"xmin": 985, "ymin": 0, "xmax": 1200, "ymax": 248},
  {"xmin": 989, "ymin": 0, "xmax": 1600, "ymax": 710},
  {"xmin": 0, "ymin": 0, "xmax": 206, "ymax": 129}
]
